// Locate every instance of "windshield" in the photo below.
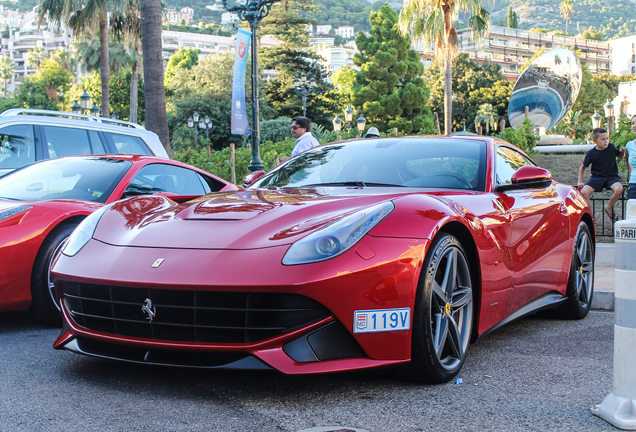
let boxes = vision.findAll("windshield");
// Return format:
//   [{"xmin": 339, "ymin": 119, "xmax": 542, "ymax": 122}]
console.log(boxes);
[
  {"xmin": 0, "ymin": 157, "xmax": 132, "ymax": 203},
  {"xmin": 252, "ymin": 138, "xmax": 487, "ymax": 191}
]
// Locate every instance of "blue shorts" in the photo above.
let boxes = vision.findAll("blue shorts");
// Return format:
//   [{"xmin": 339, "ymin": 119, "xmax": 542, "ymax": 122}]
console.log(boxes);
[
  {"xmin": 629, "ymin": 183, "xmax": 636, "ymax": 200},
  {"xmin": 586, "ymin": 176, "xmax": 621, "ymax": 192}
]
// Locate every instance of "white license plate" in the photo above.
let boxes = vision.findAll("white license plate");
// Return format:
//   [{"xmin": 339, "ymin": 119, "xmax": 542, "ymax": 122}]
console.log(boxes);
[{"xmin": 353, "ymin": 308, "xmax": 411, "ymax": 333}]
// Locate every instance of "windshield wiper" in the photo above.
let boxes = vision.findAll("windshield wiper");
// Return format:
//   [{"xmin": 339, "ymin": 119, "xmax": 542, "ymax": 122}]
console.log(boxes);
[{"xmin": 302, "ymin": 181, "xmax": 405, "ymax": 188}]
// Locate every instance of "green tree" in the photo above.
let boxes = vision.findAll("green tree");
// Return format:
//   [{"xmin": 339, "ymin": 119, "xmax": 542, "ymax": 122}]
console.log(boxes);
[
  {"xmin": 559, "ymin": 0, "xmax": 575, "ymax": 34},
  {"xmin": 572, "ymin": 61, "xmax": 615, "ymax": 122},
  {"xmin": 474, "ymin": 103, "xmax": 498, "ymax": 134},
  {"xmin": 331, "ymin": 65, "xmax": 357, "ymax": 107},
  {"xmin": 164, "ymin": 47, "xmax": 200, "ymax": 90},
  {"xmin": 424, "ymin": 53, "xmax": 505, "ymax": 131},
  {"xmin": 466, "ymin": 79, "xmax": 513, "ymax": 130},
  {"xmin": 352, "ymin": 4, "xmax": 431, "ymax": 134},
  {"xmin": 0, "ymin": 55, "xmax": 14, "ymax": 97},
  {"xmin": 399, "ymin": 0, "xmax": 489, "ymax": 135},
  {"xmin": 38, "ymin": 0, "xmax": 112, "ymax": 117},
  {"xmin": 259, "ymin": 0, "xmax": 337, "ymax": 126},
  {"xmin": 111, "ymin": 0, "xmax": 142, "ymax": 122},
  {"xmin": 16, "ymin": 57, "xmax": 72, "ymax": 110},
  {"xmin": 507, "ymin": 7, "xmax": 518, "ymax": 28},
  {"xmin": 26, "ymin": 46, "xmax": 47, "ymax": 70},
  {"xmin": 582, "ymin": 28, "xmax": 603, "ymax": 41}
]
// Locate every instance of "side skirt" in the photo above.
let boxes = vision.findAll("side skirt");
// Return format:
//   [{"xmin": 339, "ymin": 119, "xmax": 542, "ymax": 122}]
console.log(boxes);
[{"xmin": 476, "ymin": 292, "xmax": 567, "ymax": 341}]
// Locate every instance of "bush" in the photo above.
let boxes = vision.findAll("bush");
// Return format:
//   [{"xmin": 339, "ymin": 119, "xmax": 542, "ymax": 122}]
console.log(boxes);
[
  {"xmin": 174, "ymin": 139, "xmax": 296, "ymax": 183},
  {"xmin": 495, "ymin": 118, "xmax": 538, "ymax": 154}
]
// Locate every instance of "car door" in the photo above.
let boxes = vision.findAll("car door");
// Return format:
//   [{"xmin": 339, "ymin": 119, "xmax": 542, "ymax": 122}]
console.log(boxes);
[{"xmin": 495, "ymin": 145, "xmax": 571, "ymax": 312}]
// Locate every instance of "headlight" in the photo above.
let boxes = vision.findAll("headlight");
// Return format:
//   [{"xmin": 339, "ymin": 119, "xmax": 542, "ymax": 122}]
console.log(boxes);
[
  {"xmin": 62, "ymin": 204, "xmax": 113, "ymax": 257},
  {"xmin": 0, "ymin": 205, "xmax": 33, "ymax": 221},
  {"xmin": 283, "ymin": 201, "xmax": 394, "ymax": 265}
]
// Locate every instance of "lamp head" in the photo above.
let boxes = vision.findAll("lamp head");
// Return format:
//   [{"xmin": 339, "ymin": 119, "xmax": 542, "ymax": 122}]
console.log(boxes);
[
  {"xmin": 356, "ymin": 114, "xmax": 366, "ymax": 131},
  {"xmin": 90, "ymin": 103, "xmax": 100, "ymax": 117},
  {"xmin": 188, "ymin": 117, "xmax": 194, "ymax": 128},
  {"xmin": 591, "ymin": 110, "xmax": 602, "ymax": 129},
  {"xmin": 344, "ymin": 105, "xmax": 354, "ymax": 122},
  {"xmin": 80, "ymin": 90, "xmax": 91, "ymax": 110},
  {"xmin": 193, "ymin": 111, "xmax": 199, "ymax": 122},
  {"xmin": 332, "ymin": 115, "xmax": 342, "ymax": 132}
]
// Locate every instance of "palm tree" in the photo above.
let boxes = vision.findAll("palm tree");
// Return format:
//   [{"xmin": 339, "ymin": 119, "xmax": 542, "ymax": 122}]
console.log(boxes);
[
  {"xmin": 51, "ymin": 48, "xmax": 79, "ymax": 77},
  {"xmin": 111, "ymin": 0, "xmax": 142, "ymax": 123},
  {"xmin": 75, "ymin": 38, "xmax": 102, "ymax": 74},
  {"xmin": 399, "ymin": 0, "xmax": 489, "ymax": 135},
  {"xmin": 560, "ymin": 0, "xmax": 575, "ymax": 35},
  {"xmin": 38, "ymin": 0, "xmax": 112, "ymax": 117},
  {"xmin": 0, "ymin": 55, "xmax": 14, "ymax": 96},
  {"xmin": 140, "ymin": 0, "xmax": 170, "ymax": 156},
  {"xmin": 474, "ymin": 103, "xmax": 498, "ymax": 134},
  {"xmin": 26, "ymin": 46, "xmax": 47, "ymax": 71}
]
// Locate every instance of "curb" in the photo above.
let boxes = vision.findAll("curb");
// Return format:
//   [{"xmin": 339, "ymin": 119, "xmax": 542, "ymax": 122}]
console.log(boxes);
[
  {"xmin": 593, "ymin": 244, "xmax": 615, "ymax": 311},
  {"xmin": 591, "ymin": 290, "xmax": 615, "ymax": 311}
]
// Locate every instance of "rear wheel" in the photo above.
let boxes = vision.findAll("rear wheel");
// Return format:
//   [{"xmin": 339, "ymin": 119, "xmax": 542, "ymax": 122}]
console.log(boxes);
[
  {"xmin": 554, "ymin": 222, "xmax": 594, "ymax": 319},
  {"xmin": 400, "ymin": 233, "xmax": 474, "ymax": 383},
  {"xmin": 29, "ymin": 224, "xmax": 77, "ymax": 326}
]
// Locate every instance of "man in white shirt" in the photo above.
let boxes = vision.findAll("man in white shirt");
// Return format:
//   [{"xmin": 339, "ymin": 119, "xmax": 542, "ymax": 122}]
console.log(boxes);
[{"xmin": 284, "ymin": 117, "xmax": 319, "ymax": 161}]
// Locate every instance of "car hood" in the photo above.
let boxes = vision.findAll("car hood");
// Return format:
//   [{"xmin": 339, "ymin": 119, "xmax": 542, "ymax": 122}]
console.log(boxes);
[{"xmin": 94, "ymin": 188, "xmax": 413, "ymax": 250}]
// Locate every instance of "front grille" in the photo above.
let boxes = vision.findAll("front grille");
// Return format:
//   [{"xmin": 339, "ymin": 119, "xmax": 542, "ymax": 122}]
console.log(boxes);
[{"xmin": 60, "ymin": 281, "xmax": 330, "ymax": 343}]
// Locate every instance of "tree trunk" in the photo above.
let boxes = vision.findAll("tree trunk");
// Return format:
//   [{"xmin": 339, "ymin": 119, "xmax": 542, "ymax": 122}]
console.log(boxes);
[
  {"xmin": 130, "ymin": 60, "xmax": 138, "ymax": 123},
  {"xmin": 443, "ymin": 9, "xmax": 453, "ymax": 135},
  {"xmin": 99, "ymin": 10, "xmax": 110, "ymax": 118},
  {"xmin": 141, "ymin": 0, "xmax": 171, "ymax": 157}
]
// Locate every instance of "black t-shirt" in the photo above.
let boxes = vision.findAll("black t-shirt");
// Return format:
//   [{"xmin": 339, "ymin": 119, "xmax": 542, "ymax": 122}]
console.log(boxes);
[{"xmin": 583, "ymin": 143, "xmax": 621, "ymax": 177}]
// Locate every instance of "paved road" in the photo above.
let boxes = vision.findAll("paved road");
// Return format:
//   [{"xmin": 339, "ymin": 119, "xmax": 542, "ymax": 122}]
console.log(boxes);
[{"xmin": 0, "ymin": 311, "xmax": 617, "ymax": 432}]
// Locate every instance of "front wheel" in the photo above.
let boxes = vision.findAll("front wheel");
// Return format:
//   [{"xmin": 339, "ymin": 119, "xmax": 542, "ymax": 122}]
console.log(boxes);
[
  {"xmin": 30, "ymin": 224, "xmax": 77, "ymax": 326},
  {"xmin": 400, "ymin": 233, "xmax": 474, "ymax": 383}
]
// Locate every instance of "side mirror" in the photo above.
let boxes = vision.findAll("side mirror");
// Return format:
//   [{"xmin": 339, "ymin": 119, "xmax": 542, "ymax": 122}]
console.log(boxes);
[
  {"xmin": 243, "ymin": 170, "xmax": 265, "ymax": 187},
  {"xmin": 496, "ymin": 166, "xmax": 553, "ymax": 192}
]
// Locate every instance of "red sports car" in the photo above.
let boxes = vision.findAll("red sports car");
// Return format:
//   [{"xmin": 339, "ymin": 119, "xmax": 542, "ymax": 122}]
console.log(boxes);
[
  {"xmin": 52, "ymin": 137, "xmax": 594, "ymax": 383},
  {"xmin": 0, "ymin": 154, "xmax": 238, "ymax": 325}
]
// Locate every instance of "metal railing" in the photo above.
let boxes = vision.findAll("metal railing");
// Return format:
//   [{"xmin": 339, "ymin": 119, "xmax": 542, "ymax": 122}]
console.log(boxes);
[{"xmin": 590, "ymin": 184, "xmax": 630, "ymax": 240}]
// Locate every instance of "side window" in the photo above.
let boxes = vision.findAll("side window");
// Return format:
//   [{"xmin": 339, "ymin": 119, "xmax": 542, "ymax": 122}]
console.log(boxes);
[
  {"xmin": 125, "ymin": 164, "xmax": 213, "ymax": 197},
  {"xmin": 43, "ymin": 126, "xmax": 91, "ymax": 158},
  {"xmin": 105, "ymin": 132, "xmax": 152, "ymax": 155},
  {"xmin": 88, "ymin": 130, "xmax": 106, "ymax": 154},
  {"xmin": 0, "ymin": 124, "xmax": 35, "ymax": 169},
  {"xmin": 495, "ymin": 146, "xmax": 533, "ymax": 185}
]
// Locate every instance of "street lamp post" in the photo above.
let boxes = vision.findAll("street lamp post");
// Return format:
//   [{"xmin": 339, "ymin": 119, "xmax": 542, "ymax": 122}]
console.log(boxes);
[
  {"xmin": 604, "ymin": 99, "xmax": 615, "ymax": 136},
  {"xmin": 203, "ymin": 115, "xmax": 212, "ymax": 140},
  {"xmin": 223, "ymin": 0, "xmax": 281, "ymax": 172},
  {"xmin": 188, "ymin": 111, "xmax": 206, "ymax": 152},
  {"xmin": 293, "ymin": 73, "xmax": 316, "ymax": 117}
]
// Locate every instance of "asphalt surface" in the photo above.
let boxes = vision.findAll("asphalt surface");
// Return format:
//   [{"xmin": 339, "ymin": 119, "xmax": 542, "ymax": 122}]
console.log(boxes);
[{"xmin": 0, "ymin": 310, "xmax": 618, "ymax": 432}]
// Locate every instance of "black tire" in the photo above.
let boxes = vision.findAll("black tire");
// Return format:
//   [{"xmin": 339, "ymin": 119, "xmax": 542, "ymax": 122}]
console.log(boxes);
[
  {"xmin": 400, "ymin": 233, "xmax": 474, "ymax": 383},
  {"xmin": 553, "ymin": 222, "xmax": 594, "ymax": 319},
  {"xmin": 29, "ymin": 224, "xmax": 77, "ymax": 326}
]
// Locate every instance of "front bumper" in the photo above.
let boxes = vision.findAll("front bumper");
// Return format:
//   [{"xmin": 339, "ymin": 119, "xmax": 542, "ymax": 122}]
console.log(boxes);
[{"xmin": 53, "ymin": 235, "xmax": 427, "ymax": 374}]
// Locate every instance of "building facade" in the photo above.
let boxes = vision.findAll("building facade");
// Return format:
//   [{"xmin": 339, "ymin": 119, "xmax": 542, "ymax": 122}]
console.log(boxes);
[
  {"xmin": 609, "ymin": 35, "xmax": 636, "ymax": 76},
  {"xmin": 412, "ymin": 26, "xmax": 612, "ymax": 80}
]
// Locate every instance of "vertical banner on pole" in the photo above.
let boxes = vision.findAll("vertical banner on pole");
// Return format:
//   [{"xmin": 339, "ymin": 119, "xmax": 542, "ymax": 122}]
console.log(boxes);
[{"xmin": 231, "ymin": 28, "xmax": 252, "ymax": 135}]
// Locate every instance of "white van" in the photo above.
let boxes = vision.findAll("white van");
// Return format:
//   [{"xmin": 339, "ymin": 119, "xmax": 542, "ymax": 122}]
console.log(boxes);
[{"xmin": 0, "ymin": 109, "xmax": 169, "ymax": 176}]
